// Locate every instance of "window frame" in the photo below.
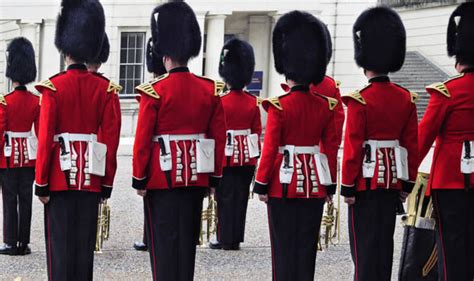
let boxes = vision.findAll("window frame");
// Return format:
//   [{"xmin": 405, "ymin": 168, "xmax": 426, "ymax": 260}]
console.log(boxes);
[{"xmin": 118, "ymin": 30, "xmax": 148, "ymax": 99}]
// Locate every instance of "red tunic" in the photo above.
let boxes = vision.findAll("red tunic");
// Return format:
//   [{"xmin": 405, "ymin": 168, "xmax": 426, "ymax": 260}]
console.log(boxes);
[
  {"xmin": 419, "ymin": 71, "xmax": 474, "ymax": 193},
  {"xmin": 253, "ymin": 85, "xmax": 339, "ymax": 199},
  {"xmin": 220, "ymin": 89, "xmax": 262, "ymax": 167},
  {"xmin": 0, "ymin": 86, "xmax": 40, "ymax": 168},
  {"xmin": 132, "ymin": 67, "xmax": 226, "ymax": 190},
  {"xmin": 341, "ymin": 77, "xmax": 419, "ymax": 197},
  {"xmin": 311, "ymin": 76, "xmax": 345, "ymax": 144},
  {"xmin": 34, "ymin": 64, "xmax": 122, "ymax": 197}
]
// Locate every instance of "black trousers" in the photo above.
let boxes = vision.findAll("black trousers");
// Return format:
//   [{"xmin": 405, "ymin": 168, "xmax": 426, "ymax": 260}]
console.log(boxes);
[
  {"xmin": 2, "ymin": 167, "xmax": 35, "ymax": 245},
  {"xmin": 145, "ymin": 187, "xmax": 206, "ymax": 281},
  {"xmin": 44, "ymin": 191, "xmax": 100, "ymax": 281},
  {"xmin": 216, "ymin": 166, "xmax": 254, "ymax": 245},
  {"xmin": 432, "ymin": 189, "xmax": 474, "ymax": 281},
  {"xmin": 348, "ymin": 190, "xmax": 399, "ymax": 281},
  {"xmin": 267, "ymin": 197, "xmax": 324, "ymax": 281}
]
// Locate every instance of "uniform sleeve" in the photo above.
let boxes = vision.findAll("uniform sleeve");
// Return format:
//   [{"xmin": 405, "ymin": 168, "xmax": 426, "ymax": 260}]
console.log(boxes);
[
  {"xmin": 254, "ymin": 106, "xmax": 282, "ymax": 194},
  {"xmin": 207, "ymin": 96, "xmax": 226, "ymax": 187},
  {"xmin": 320, "ymin": 109, "xmax": 339, "ymax": 195},
  {"xmin": 0, "ymin": 104, "xmax": 7, "ymax": 157},
  {"xmin": 418, "ymin": 90, "xmax": 449, "ymax": 166},
  {"xmin": 98, "ymin": 92, "xmax": 122, "ymax": 198},
  {"xmin": 399, "ymin": 103, "xmax": 418, "ymax": 193},
  {"xmin": 132, "ymin": 93, "xmax": 158, "ymax": 190},
  {"xmin": 341, "ymin": 100, "xmax": 366, "ymax": 197},
  {"xmin": 34, "ymin": 89, "xmax": 57, "ymax": 196},
  {"xmin": 334, "ymin": 89, "xmax": 345, "ymax": 145},
  {"xmin": 33, "ymin": 99, "xmax": 40, "ymax": 137},
  {"xmin": 251, "ymin": 104, "xmax": 263, "ymax": 153}
]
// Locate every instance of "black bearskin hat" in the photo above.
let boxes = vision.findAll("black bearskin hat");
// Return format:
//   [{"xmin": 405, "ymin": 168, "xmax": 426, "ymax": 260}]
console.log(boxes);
[
  {"xmin": 353, "ymin": 6, "xmax": 406, "ymax": 73},
  {"xmin": 6, "ymin": 37, "xmax": 37, "ymax": 85},
  {"xmin": 273, "ymin": 11, "xmax": 328, "ymax": 85},
  {"xmin": 55, "ymin": 0, "xmax": 106, "ymax": 62},
  {"xmin": 89, "ymin": 33, "xmax": 110, "ymax": 64},
  {"xmin": 150, "ymin": 1, "xmax": 201, "ymax": 63},
  {"xmin": 146, "ymin": 38, "xmax": 167, "ymax": 76},
  {"xmin": 447, "ymin": 3, "xmax": 474, "ymax": 66},
  {"xmin": 218, "ymin": 38, "xmax": 255, "ymax": 90},
  {"xmin": 324, "ymin": 24, "xmax": 333, "ymax": 63}
]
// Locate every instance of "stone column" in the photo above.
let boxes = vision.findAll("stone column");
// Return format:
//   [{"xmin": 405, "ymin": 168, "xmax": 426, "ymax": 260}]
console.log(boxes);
[
  {"xmin": 39, "ymin": 19, "xmax": 61, "ymax": 81},
  {"xmin": 267, "ymin": 14, "xmax": 284, "ymax": 99},
  {"xmin": 248, "ymin": 15, "xmax": 271, "ymax": 98},
  {"xmin": 204, "ymin": 14, "xmax": 226, "ymax": 80},
  {"xmin": 188, "ymin": 11, "xmax": 207, "ymax": 75}
]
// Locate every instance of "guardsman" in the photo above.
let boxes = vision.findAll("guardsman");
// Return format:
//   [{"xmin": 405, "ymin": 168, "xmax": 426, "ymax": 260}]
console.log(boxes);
[
  {"xmin": 209, "ymin": 38, "xmax": 262, "ymax": 251},
  {"xmin": 253, "ymin": 11, "xmax": 339, "ymax": 280},
  {"xmin": 132, "ymin": 37, "xmax": 167, "ymax": 253},
  {"xmin": 34, "ymin": 0, "xmax": 121, "ymax": 279},
  {"xmin": 418, "ymin": 3, "xmax": 474, "ymax": 280},
  {"xmin": 132, "ymin": 2, "xmax": 226, "ymax": 280},
  {"xmin": 0, "ymin": 37, "xmax": 39, "ymax": 256},
  {"xmin": 341, "ymin": 7, "xmax": 418, "ymax": 281}
]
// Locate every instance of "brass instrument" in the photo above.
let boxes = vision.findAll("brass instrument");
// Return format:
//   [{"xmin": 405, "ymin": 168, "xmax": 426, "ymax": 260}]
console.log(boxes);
[
  {"xmin": 318, "ymin": 160, "xmax": 341, "ymax": 251},
  {"xmin": 95, "ymin": 200, "xmax": 111, "ymax": 253},
  {"xmin": 199, "ymin": 195, "xmax": 218, "ymax": 245}
]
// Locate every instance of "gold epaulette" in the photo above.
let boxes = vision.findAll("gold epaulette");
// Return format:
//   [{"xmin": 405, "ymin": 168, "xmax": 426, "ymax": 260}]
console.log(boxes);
[
  {"xmin": 410, "ymin": 92, "xmax": 418, "ymax": 103},
  {"xmin": 36, "ymin": 79, "xmax": 56, "ymax": 92},
  {"xmin": 107, "ymin": 80, "xmax": 123, "ymax": 94},
  {"xmin": 336, "ymin": 80, "xmax": 341, "ymax": 89},
  {"xmin": 150, "ymin": 73, "xmax": 170, "ymax": 85},
  {"xmin": 326, "ymin": 97, "xmax": 338, "ymax": 110},
  {"xmin": 343, "ymin": 90, "xmax": 367, "ymax": 105},
  {"xmin": 256, "ymin": 97, "xmax": 263, "ymax": 107},
  {"xmin": 193, "ymin": 74, "xmax": 225, "ymax": 96},
  {"xmin": 426, "ymin": 82, "xmax": 450, "ymax": 98},
  {"xmin": 136, "ymin": 83, "xmax": 160, "ymax": 99},
  {"xmin": 263, "ymin": 96, "xmax": 283, "ymax": 111},
  {"xmin": 0, "ymin": 95, "xmax": 6, "ymax": 106}
]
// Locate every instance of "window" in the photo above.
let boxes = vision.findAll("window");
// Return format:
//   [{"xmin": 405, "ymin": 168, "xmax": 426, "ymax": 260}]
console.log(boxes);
[{"xmin": 119, "ymin": 32, "xmax": 146, "ymax": 95}]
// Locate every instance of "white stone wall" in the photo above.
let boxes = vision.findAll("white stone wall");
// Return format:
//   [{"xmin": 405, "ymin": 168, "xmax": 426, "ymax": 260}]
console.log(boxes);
[{"xmin": 397, "ymin": 4, "xmax": 457, "ymax": 76}]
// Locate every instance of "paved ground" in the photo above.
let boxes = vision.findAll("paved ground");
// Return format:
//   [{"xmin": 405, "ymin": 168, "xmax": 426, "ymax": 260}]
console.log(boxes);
[{"xmin": 0, "ymin": 152, "xmax": 406, "ymax": 280}]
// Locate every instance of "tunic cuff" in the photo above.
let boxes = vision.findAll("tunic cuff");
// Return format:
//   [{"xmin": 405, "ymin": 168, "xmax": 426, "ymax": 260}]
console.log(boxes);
[
  {"xmin": 101, "ymin": 186, "xmax": 113, "ymax": 199},
  {"xmin": 326, "ymin": 184, "xmax": 337, "ymax": 195},
  {"xmin": 35, "ymin": 183, "xmax": 50, "ymax": 197},
  {"xmin": 253, "ymin": 181, "xmax": 268, "ymax": 195},
  {"xmin": 402, "ymin": 181, "xmax": 415, "ymax": 193},
  {"xmin": 132, "ymin": 177, "xmax": 147, "ymax": 190},
  {"xmin": 341, "ymin": 184, "xmax": 356, "ymax": 197}
]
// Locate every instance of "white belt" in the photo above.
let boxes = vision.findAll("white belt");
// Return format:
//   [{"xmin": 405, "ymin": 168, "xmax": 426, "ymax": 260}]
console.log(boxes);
[
  {"xmin": 364, "ymin": 140, "xmax": 399, "ymax": 148},
  {"xmin": 229, "ymin": 129, "xmax": 251, "ymax": 136},
  {"xmin": 152, "ymin": 133, "xmax": 205, "ymax": 142},
  {"xmin": 6, "ymin": 131, "xmax": 32, "ymax": 138},
  {"xmin": 278, "ymin": 145, "xmax": 320, "ymax": 154},
  {"xmin": 53, "ymin": 133, "xmax": 97, "ymax": 142}
]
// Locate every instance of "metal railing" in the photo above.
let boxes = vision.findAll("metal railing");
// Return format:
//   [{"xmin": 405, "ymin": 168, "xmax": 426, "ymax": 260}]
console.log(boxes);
[{"xmin": 379, "ymin": 0, "xmax": 460, "ymax": 8}]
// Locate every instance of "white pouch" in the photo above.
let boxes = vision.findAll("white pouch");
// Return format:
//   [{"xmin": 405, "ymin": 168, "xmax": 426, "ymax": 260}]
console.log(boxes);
[
  {"xmin": 196, "ymin": 138, "xmax": 215, "ymax": 173},
  {"xmin": 89, "ymin": 141, "xmax": 107, "ymax": 176},
  {"xmin": 158, "ymin": 135, "xmax": 172, "ymax": 172},
  {"xmin": 315, "ymin": 152, "xmax": 333, "ymax": 185},
  {"xmin": 58, "ymin": 134, "xmax": 72, "ymax": 172},
  {"xmin": 3, "ymin": 133, "xmax": 11, "ymax": 158},
  {"xmin": 247, "ymin": 133, "xmax": 260, "ymax": 158},
  {"xmin": 395, "ymin": 146, "xmax": 409, "ymax": 181},
  {"xmin": 362, "ymin": 142, "xmax": 376, "ymax": 178},
  {"xmin": 27, "ymin": 136, "xmax": 38, "ymax": 160},
  {"xmin": 279, "ymin": 145, "xmax": 295, "ymax": 185},
  {"xmin": 461, "ymin": 141, "xmax": 474, "ymax": 174},
  {"xmin": 225, "ymin": 130, "xmax": 235, "ymax": 157}
]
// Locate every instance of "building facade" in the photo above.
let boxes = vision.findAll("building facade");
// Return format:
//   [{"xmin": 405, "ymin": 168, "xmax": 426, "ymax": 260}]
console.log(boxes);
[{"xmin": 0, "ymin": 0, "xmax": 462, "ymax": 136}]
